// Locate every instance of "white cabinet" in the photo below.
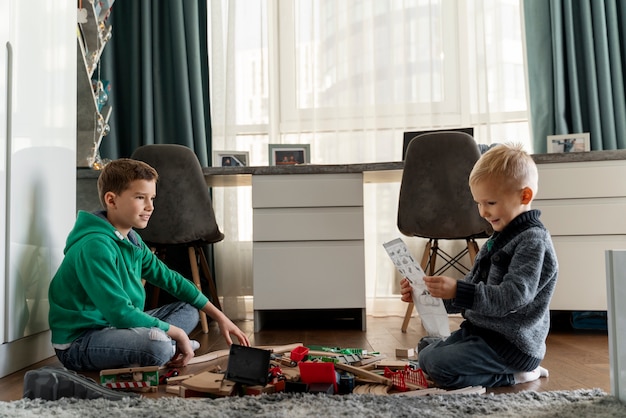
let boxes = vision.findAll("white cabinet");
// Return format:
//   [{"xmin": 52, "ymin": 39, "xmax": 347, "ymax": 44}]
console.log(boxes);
[
  {"xmin": 534, "ymin": 160, "xmax": 626, "ymax": 311},
  {"xmin": 251, "ymin": 174, "xmax": 366, "ymax": 331},
  {"xmin": 0, "ymin": 1, "xmax": 76, "ymax": 378}
]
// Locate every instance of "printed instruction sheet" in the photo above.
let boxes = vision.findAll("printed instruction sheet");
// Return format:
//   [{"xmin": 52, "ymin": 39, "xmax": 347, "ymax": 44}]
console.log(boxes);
[{"xmin": 383, "ymin": 238, "xmax": 450, "ymax": 337}]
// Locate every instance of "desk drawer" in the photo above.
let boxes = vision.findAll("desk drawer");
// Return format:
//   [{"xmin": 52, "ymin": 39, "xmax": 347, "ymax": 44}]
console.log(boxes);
[
  {"xmin": 537, "ymin": 161, "xmax": 626, "ymax": 199},
  {"xmin": 252, "ymin": 174, "xmax": 363, "ymax": 208},
  {"xmin": 535, "ymin": 198, "xmax": 626, "ymax": 236},
  {"xmin": 252, "ymin": 241, "xmax": 365, "ymax": 310},
  {"xmin": 549, "ymin": 235, "xmax": 626, "ymax": 310},
  {"xmin": 253, "ymin": 207, "xmax": 364, "ymax": 241}
]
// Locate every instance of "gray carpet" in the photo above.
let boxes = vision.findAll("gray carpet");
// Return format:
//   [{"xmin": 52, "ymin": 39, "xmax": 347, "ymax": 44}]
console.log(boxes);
[{"xmin": 2, "ymin": 389, "xmax": 625, "ymax": 417}]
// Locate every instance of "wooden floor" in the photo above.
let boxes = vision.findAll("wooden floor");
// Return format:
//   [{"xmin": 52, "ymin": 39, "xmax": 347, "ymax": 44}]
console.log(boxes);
[{"xmin": 0, "ymin": 314, "xmax": 610, "ymax": 401}]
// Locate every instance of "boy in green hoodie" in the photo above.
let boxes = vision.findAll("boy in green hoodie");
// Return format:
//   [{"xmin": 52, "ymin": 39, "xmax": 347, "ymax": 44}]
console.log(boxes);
[{"xmin": 49, "ymin": 159, "xmax": 249, "ymax": 371}]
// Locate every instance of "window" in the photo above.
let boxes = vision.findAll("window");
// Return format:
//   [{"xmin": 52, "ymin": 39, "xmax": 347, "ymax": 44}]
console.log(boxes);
[{"xmin": 209, "ymin": 0, "xmax": 530, "ymax": 158}]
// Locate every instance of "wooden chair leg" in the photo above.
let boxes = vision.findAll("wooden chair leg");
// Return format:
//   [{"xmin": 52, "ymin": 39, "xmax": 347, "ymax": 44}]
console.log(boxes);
[
  {"xmin": 197, "ymin": 246, "xmax": 222, "ymax": 312},
  {"xmin": 467, "ymin": 238, "xmax": 479, "ymax": 263},
  {"xmin": 188, "ymin": 246, "xmax": 209, "ymax": 334},
  {"xmin": 401, "ymin": 239, "xmax": 433, "ymax": 332}
]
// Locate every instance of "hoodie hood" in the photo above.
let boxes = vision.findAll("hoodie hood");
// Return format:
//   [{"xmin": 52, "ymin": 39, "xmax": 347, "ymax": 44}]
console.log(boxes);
[{"xmin": 64, "ymin": 211, "xmax": 140, "ymax": 254}]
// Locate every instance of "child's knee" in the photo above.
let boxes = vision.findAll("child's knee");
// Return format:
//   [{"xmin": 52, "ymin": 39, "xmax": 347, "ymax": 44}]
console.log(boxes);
[
  {"xmin": 144, "ymin": 328, "xmax": 174, "ymax": 365},
  {"xmin": 418, "ymin": 348, "xmax": 455, "ymax": 387}
]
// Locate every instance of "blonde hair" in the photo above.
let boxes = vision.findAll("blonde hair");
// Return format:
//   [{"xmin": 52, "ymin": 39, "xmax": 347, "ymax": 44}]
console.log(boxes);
[
  {"xmin": 97, "ymin": 158, "xmax": 158, "ymax": 208},
  {"xmin": 469, "ymin": 143, "xmax": 538, "ymax": 195}
]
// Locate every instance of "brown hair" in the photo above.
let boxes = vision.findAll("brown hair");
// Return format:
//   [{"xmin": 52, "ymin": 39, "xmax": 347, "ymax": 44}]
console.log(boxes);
[
  {"xmin": 97, "ymin": 159, "xmax": 158, "ymax": 208},
  {"xmin": 469, "ymin": 143, "xmax": 538, "ymax": 195}
]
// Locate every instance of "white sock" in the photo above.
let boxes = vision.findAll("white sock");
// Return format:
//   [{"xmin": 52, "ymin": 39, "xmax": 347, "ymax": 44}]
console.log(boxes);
[
  {"xmin": 514, "ymin": 366, "xmax": 549, "ymax": 384},
  {"xmin": 190, "ymin": 340, "xmax": 201, "ymax": 351}
]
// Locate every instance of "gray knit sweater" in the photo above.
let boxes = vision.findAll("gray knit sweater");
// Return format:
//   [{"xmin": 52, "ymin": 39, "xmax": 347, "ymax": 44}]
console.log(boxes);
[{"xmin": 450, "ymin": 209, "xmax": 558, "ymax": 371}]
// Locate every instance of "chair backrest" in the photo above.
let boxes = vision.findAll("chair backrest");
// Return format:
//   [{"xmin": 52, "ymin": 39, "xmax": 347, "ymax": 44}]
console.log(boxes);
[
  {"xmin": 397, "ymin": 131, "xmax": 492, "ymax": 240},
  {"xmin": 130, "ymin": 144, "xmax": 224, "ymax": 245}
]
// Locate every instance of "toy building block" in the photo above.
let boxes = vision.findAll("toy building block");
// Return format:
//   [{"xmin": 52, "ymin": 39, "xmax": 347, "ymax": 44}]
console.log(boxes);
[
  {"xmin": 395, "ymin": 348, "xmax": 415, "ymax": 358},
  {"xmin": 99, "ymin": 366, "xmax": 159, "ymax": 392}
]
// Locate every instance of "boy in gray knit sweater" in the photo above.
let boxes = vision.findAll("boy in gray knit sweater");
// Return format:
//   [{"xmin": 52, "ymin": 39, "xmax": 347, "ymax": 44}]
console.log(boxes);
[{"xmin": 401, "ymin": 143, "xmax": 558, "ymax": 388}]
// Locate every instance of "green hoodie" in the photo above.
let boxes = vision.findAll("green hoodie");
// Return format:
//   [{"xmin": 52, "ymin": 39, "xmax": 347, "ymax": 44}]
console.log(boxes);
[{"xmin": 48, "ymin": 211, "xmax": 208, "ymax": 345}]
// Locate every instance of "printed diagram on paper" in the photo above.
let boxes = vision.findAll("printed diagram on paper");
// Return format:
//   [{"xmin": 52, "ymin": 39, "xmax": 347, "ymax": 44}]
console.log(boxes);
[{"xmin": 383, "ymin": 238, "xmax": 450, "ymax": 337}]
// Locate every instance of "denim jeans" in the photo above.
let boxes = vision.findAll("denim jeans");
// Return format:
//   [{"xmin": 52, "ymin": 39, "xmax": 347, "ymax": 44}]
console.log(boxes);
[
  {"xmin": 418, "ymin": 326, "xmax": 518, "ymax": 388},
  {"xmin": 55, "ymin": 301, "xmax": 199, "ymax": 371}
]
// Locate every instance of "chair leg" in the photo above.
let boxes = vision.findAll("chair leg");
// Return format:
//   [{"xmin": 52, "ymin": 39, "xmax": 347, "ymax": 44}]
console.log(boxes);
[
  {"xmin": 401, "ymin": 239, "xmax": 434, "ymax": 332},
  {"xmin": 188, "ymin": 247, "xmax": 210, "ymax": 334},
  {"xmin": 467, "ymin": 238, "xmax": 479, "ymax": 263},
  {"xmin": 197, "ymin": 246, "xmax": 223, "ymax": 312}
]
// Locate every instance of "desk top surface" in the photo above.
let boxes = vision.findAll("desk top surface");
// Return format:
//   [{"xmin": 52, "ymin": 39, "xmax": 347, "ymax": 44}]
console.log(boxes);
[{"xmin": 78, "ymin": 149, "xmax": 626, "ymax": 187}]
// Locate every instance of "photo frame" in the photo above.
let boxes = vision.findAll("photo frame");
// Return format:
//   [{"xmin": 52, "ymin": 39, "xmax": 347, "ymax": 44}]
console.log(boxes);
[
  {"xmin": 547, "ymin": 133, "xmax": 590, "ymax": 154},
  {"xmin": 213, "ymin": 151, "xmax": 249, "ymax": 167},
  {"xmin": 268, "ymin": 144, "xmax": 310, "ymax": 166}
]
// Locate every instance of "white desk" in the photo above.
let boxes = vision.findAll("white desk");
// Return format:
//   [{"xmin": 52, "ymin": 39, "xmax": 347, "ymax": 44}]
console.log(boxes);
[{"xmin": 76, "ymin": 149, "xmax": 626, "ymax": 326}]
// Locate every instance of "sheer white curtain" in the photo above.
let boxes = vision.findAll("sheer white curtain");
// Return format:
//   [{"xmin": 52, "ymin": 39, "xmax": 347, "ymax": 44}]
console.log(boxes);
[{"xmin": 208, "ymin": 0, "xmax": 530, "ymax": 320}]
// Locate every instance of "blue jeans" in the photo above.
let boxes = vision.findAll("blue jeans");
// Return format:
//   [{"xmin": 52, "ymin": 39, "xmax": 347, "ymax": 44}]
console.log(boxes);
[
  {"xmin": 418, "ymin": 326, "xmax": 518, "ymax": 388},
  {"xmin": 55, "ymin": 302, "xmax": 199, "ymax": 371}
]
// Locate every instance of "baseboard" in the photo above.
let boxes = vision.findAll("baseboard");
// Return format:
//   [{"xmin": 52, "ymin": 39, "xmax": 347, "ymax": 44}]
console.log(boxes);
[{"xmin": 0, "ymin": 330, "xmax": 55, "ymax": 379}]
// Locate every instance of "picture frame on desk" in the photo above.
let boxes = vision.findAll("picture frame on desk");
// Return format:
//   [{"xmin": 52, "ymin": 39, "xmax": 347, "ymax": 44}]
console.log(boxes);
[
  {"xmin": 269, "ymin": 144, "xmax": 310, "ymax": 166},
  {"xmin": 213, "ymin": 151, "xmax": 249, "ymax": 167},
  {"xmin": 547, "ymin": 133, "xmax": 590, "ymax": 153}
]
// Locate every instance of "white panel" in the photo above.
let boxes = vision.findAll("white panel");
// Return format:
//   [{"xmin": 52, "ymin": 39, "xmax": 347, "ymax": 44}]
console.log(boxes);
[
  {"xmin": 252, "ymin": 173, "xmax": 363, "ymax": 208},
  {"xmin": 0, "ymin": 0, "xmax": 10, "ymax": 344},
  {"xmin": 4, "ymin": 0, "xmax": 76, "ymax": 344},
  {"xmin": 536, "ymin": 161, "xmax": 626, "ymax": 200},
  {"xmin": 549, "ymin": 236, "xmax": 626, "ymax": 310},
  {"xmin": 606, "ymin": 250, "xmax": 626, "ymax": 403},
  {"xmin": 534, "ymin": 198, "xmax": 626, "ymax": 236},
  {"xmin": 253, "ymin": 241, "xmax": 365, "ymax": 310},
  {"xmin": 253, "ymin": 206, "xmax": 364, "ymax": 241}
]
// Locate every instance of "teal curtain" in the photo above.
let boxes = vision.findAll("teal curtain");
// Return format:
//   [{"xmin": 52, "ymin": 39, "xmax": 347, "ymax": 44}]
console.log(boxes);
[
  {"xmin": 99, "ymin": 0, "xmax": 213, "ymax": 166},
  {"xmin": 524, "ymin": 0, "xmax": 626, "ymax": 153}
]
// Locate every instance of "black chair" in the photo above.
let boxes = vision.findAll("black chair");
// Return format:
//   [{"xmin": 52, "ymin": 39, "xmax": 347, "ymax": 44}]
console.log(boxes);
[
  {"xmin": 131, "ymin": 144, "xmax": 224, "ymax": 333},
  {"xmin": 398, "ymin": 131, "xmax": 492, "ymax": 332}
]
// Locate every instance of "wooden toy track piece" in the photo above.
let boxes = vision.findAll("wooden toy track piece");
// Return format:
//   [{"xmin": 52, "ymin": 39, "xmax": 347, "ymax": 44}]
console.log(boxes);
[
  {"xmin": 333, "ymin": 363, "xmax": 393, "ymax": 386},
  {"xmin": 187, "ymin": 349, "xmax": 230, "ymax": 365},
  {"xmin": 179, "ymin": 371, "xmax": 225, "ymax": 393},
  {"xmin": 353, "ymin": 384, "xmax": 390, "ymax": 395},
  {"xmin": 188, "ymin": 343, "xmax": 304, "ymax": 366}
]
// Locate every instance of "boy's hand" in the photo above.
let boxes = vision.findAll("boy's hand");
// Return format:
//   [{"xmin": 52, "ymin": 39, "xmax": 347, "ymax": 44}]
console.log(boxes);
[
  {"xmin": 202, "ymin": 301, "xmax": 250, "ymax": 347},
  {"xmin": 400, "ymin": 278, "xmax": 413, "ymax": 303},
  {"xmin": 166, "ymin": 325, "xmax": 195, "ymax": 368},
  {"xmin": 216, "ymin": 317, "xmax": 250, "ymax": 347},
  {"xmin": 423, "ymin": 275, "xmax": 457, "ymax": 299}
]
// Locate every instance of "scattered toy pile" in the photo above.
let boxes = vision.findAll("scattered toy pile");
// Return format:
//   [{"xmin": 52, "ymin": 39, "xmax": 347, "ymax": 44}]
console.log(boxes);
[{"xmin": 98, "ymin": 343, "xmax": 485, "ymax": 398}]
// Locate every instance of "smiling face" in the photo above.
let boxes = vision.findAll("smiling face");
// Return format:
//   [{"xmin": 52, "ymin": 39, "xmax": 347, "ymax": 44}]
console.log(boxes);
[
  {"xmin": 470, "ymin": 177, "xmax": 532, "ymax": 232},
  {"xmin": 104, "ymin": 179, "xmax": 156, "ymax": 237}
]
